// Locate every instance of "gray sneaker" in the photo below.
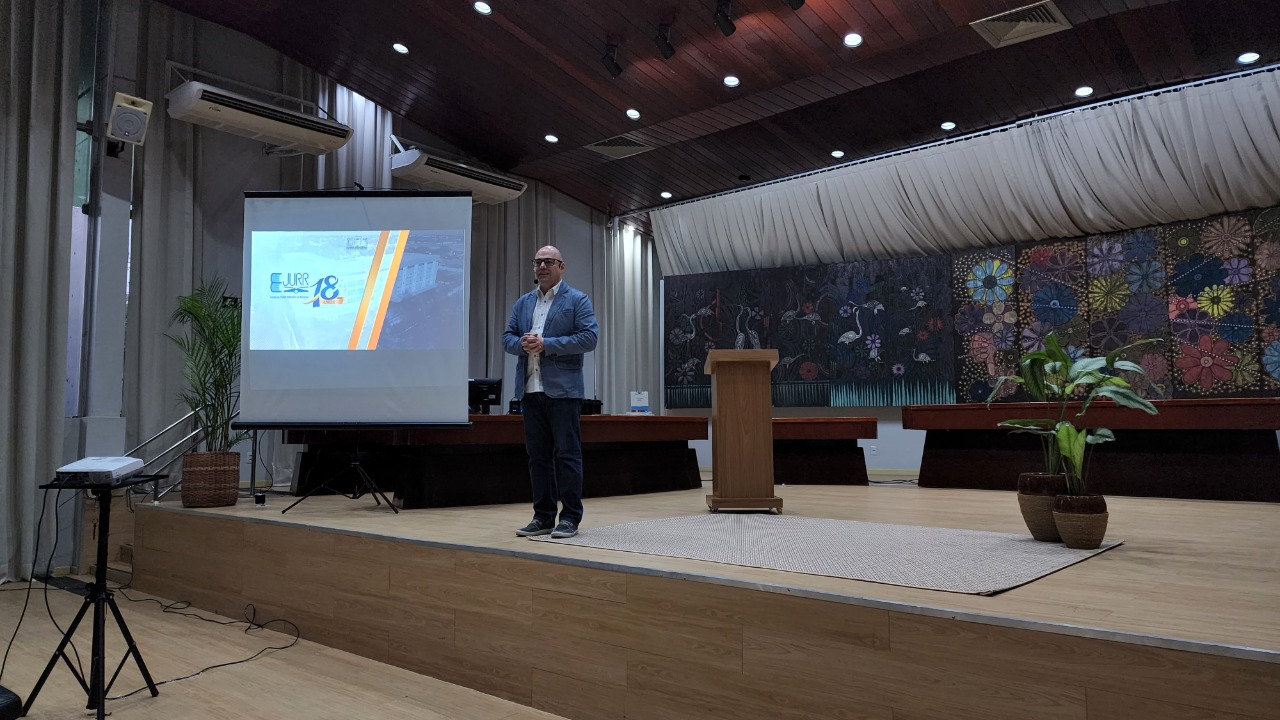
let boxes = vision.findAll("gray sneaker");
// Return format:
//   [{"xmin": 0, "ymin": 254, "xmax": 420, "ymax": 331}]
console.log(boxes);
[
  {"xmin": 516, "ymin": 519, "xmax": 553, "ymax": 537},
  {"xmin": 550, "ymin": 520, "xmax": 579, "ymax": 538}
]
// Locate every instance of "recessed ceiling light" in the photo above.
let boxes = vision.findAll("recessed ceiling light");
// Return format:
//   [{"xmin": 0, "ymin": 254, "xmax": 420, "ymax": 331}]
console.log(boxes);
[
  {"xmin": 1074, "ymin": 85, "xmax": 1094, "ymax": 98},
  {"xmin": 626, "ymin": 108, "xmax": 641, "ymax": 120},
  {"xmin": 392, "ymin": 43, "xmax": 408, "ymax": 55},
  {"xmin": 1237, "ymin": 51, "xmax": 1261, "ymax": 65},
  {"xmin": 831, "ymin": 150, "xmax": 845, "ymax": 159},
  {"xmin": 940, "ymin": 121, "xmax": 956, "ymax": 131},
  {"xmin": 660, "ymin": 191, "xmax": 673, "ymax": 199},
  {"xmin": 544, "ymin": 134, "xmax": 559, "ymax": 143},
  {"xmin": 843, "ymin": 33, "xmax": 863, "ymax": 48},
  {"xmin": 723, "ymin": 75, "xmax": 740, "ymax": 88},
  {"xmin": 473, "ymin": 1, "xmax": 492, "ymax": 15}
]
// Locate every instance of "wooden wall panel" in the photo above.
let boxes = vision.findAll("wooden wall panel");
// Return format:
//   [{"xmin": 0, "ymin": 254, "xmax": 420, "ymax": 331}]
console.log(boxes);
[
  {"xmin": 1084, "ymin": 689, "xmax": 1265, "ymax": 720},
  {"xmin": 133, "ymin": 507, "xmax": 1280, "ymax": 720},
  {"xmin": 742, "ymin": 623, "xmax": 1088, "ymax": 720},
  {"xmin": 533, "ymin": 587, "xmax": 743, "ymax": 671},
  {"xmin": 888, "ymin": 614, "xmax": 1280, "ymax": 719},
  {"xmin": 388, "ymin": 639, "xmax": 533, "ymax": 705},
  {"xmin": 455, "ymin": 552, "xmax": 628, "ymax": 602},
  {"xmin": 625, "ymin": 649, "xmax": 894, "ymax": 720},
  {"xmin": 532, "ymin": 669, "xmax": 626, "ymax": 720},
  {"xmin": 627, "ymin": 573, "xmax": 890, "ymax": 650}
]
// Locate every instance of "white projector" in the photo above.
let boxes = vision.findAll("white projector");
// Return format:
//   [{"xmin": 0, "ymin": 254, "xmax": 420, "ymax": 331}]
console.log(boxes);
[{"xmin": 56, "ymin": 456, "xmax": 144, "ymax": 483}]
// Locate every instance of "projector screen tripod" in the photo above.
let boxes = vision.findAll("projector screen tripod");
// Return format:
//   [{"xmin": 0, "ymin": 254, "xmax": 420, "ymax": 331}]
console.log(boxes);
[
  {"xmin": 282, "ymin": 436, "xmax": 398, "ymax": 514},
  {"xmin": 25, "ymin": 481, "xmax": 160, "ymax": 719}
]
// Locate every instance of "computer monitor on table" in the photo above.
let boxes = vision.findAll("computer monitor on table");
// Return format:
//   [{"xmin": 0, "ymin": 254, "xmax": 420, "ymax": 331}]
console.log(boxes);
[{"xmin": 468, "ymin": 377, "xmax": 502, "ymax": 415}]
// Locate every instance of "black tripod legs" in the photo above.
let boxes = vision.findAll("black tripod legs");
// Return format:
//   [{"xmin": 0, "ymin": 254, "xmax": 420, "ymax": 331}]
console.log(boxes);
[
  {"xmin": 282, "ymin": 458, "xmax": 399, "ymax": 514},
  {"xmin": 22, "ymin": 585, "xmax": 157, "ymax": 720},
  {"xmin": 23, "ymin": 593, "xmax": 93, "ymax": 716},
  {"xmin": 352, "ymin": 463, "xmax": 398, "ymax": 514},
  {"xmin": 105, "ymin": 593, "xmax": 158, "ymax": 700}
]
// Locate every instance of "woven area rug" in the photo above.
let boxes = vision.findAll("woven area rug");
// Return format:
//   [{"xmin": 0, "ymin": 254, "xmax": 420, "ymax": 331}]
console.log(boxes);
[{"xmin": 536, "ymin": 514, "xmax": 1122, "ymax": 595}]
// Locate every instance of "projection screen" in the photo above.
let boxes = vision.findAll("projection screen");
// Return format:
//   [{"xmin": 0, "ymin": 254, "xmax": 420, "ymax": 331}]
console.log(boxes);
[{"xmin": 240, "ymin": 190, "xmax": 472, "ymax": 425}]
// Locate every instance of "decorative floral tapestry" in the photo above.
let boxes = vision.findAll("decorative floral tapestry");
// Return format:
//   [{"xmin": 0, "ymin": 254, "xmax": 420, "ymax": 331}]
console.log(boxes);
[{"xmin": 663, "ymin": 204, "xmax": 1280, "ymax": 408}]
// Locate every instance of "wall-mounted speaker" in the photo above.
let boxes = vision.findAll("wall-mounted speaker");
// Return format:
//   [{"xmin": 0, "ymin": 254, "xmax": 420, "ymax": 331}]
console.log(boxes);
[{"xmin": 106, "ymin": 92, "xmax": 153, "ymax": 145}]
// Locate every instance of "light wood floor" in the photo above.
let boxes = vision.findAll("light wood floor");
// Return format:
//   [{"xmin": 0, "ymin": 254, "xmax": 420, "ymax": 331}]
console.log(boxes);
[
  {"xmin": 168, "ymin": 482, "xmax": 1280, "ymax": 655},
  {"xmin": 0, "ymin": 580, "xmax": 567, "ymax": 720}
]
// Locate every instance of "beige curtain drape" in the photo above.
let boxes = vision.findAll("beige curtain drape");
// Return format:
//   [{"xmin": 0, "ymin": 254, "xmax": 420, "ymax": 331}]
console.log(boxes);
[
  {"xmin": 316, "ymin": 79, "xmax": 393, "ymax": 191},
  {"xmin": 123, "ymin": 0, "xmax": 317, "ymax": 486},
  {"xmin": 652, "ymin": 68, "xmax": 1280, "ymax": 275},
  {"xmin": 595, "ymin": 222, "xmax": 663, "ymax": 414},
  {"xmin": 469, "ymin": 182, "xmax": 610, "ymax": 403},
  {"xmin": 0, "ymin": 0, "xmax": 79, "ymax": 582},
  {"xmin": 123, "ymin": 2, "xmax": 198, "ymax": 464}
]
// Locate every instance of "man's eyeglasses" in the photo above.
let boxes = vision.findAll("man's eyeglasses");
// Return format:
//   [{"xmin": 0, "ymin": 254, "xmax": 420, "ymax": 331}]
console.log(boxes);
[{"xmin": 531, "ymin": 258, "xmax": 563, "ymax": 267}]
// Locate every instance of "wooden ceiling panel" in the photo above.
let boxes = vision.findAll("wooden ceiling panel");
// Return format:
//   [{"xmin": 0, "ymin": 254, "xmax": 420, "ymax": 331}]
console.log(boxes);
[{"xmin": 156, "ymin": 0, "xmax": 1279, "ymax": 224}]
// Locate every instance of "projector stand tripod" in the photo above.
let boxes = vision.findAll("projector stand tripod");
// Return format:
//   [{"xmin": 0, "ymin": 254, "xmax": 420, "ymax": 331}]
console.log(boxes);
[
  {"xmin": 282, "ymin": 435, "xmax": 398, "ymax": 514},
  {"xmin": 26, "ymin": 479, "xmax": 160, "ymax": 719}
]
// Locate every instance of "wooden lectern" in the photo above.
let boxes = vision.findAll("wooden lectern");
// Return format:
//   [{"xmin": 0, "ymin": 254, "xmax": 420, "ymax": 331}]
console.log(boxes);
[{"xmin": 704, "ymin": 349, "xmax": 783, "ymax": 512}]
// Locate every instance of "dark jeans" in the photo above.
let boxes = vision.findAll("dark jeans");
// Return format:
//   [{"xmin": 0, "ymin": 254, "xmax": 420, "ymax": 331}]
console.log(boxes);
[{"xmin": 521, "ymin": 392, "xmax": 584, "ymax": 526}]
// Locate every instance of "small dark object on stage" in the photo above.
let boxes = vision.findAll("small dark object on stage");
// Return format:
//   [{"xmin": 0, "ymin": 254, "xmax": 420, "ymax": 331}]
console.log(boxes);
[{"xmin": 0, "ymin": 684, "xmax": 22, "ymax": 720}]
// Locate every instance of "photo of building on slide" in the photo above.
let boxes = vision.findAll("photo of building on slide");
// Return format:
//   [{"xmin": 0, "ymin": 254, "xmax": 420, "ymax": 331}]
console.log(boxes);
[
  {"xmin": 378, "ymin": 230, "xmax": 465, "ymax": 349},
  {"xmin": 249, "ymin": 229, "xmax": 465, "ymax": 351}
]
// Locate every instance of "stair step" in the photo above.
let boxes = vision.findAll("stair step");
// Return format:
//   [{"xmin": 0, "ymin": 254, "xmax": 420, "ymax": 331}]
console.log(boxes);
[{"xmin": 90, "ymin": 562, "xmax": 133, "ymax": 587}]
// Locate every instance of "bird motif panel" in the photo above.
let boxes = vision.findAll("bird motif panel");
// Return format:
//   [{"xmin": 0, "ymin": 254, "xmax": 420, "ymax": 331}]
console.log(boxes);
[{"xmin": 664, "ymin": 203, "xmax": 1280, "ymax": 408}]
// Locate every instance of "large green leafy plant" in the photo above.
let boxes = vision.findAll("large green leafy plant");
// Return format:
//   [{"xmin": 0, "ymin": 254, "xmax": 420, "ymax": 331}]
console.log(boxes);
[
  {"xmin": 167, "ymin": 277, "xmax": 250, "ymax": 452},
  {"xmin": 987, "ymin": 333, "xmax": 1159, "ymax": 496}
]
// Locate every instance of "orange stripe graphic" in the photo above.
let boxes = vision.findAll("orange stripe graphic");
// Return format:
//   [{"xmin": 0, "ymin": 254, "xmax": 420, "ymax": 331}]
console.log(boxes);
[
  {"xmin": 348, "ymin": 230, "xmax": 391, "ymax": 349},
  {"xmin": 367, "ymin": 230, "xmax": 410, "ymax": 349}
]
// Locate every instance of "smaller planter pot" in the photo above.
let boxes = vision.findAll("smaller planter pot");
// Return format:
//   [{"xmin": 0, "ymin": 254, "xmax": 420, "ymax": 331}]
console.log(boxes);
[
  {"xmin": 1053, "ymin": 494, "xmax": 1108, "ymax": 549},
  {"xmin": 1017, "ymin": 473, "xmax": 1067, "ymax": 542}
]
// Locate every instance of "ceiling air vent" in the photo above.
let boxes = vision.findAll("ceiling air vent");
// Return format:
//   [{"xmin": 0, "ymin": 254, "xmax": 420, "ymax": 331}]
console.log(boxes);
[
  {"xmin": 970, "ymin": 0, "xmax": 1071, "ymax": 48},
  {"xmin": 585, "ymin": 135, "xmax": 654, "ymax": 160}
]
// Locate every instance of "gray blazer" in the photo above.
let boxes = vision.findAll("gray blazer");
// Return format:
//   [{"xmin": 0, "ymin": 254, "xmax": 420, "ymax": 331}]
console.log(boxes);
[{"xmin": 502, "ymin": 282, "xmax": 599, "ymax": 399}]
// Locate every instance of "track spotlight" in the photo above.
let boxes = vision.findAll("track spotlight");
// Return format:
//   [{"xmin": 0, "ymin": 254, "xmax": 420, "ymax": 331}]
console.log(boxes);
[
  {"xmin": 654, "ymin": 24, "xmax": 676, "ymax": 60},
  {"xmin": 713, "ymin": 1, "xmax": 736, "ymax": 37},
  {"xmin": 784, "ymin": 0, "xmax": 805, "ymax": 8},
  {"xmin": 601, "ymin": 43, "xmax": 623, "ymax": 78}
]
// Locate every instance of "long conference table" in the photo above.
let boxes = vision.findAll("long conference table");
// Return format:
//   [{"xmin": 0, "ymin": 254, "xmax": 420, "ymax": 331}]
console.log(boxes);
[
  {"xmin": 901, "ymin": 398, "xmax": 1280, "ymax": 502},
  {"xmin": 286, "ymin": 415, "xmax": 707, "ymax": 509}
]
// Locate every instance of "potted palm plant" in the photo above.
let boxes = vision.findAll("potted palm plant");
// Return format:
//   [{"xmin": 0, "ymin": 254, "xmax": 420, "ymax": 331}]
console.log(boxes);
[
  {"xmin": 167, "ymin": 277, "xmax": 249, "ymax": 507},
  {"xmin": 989, "ymin": 333, "xmax": 1158, "ymax": 547}
]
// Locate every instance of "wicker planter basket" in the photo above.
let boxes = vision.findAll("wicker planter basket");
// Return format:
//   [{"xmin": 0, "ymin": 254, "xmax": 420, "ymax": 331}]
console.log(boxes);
[
  {"xmin": 1053, "ymin": 494, "xmax": 1109, "ymax": 550},
  {"xmin": 1018, "ymin": 493, "xmax": 1062, "ymax": 543},
  {"xmin": 181, "ymin": 451, "xmax": 240, "ymax": 508},
  {"xmin": 1016, "ymin": 473, "xmax": 1067, "ymax": 542}
]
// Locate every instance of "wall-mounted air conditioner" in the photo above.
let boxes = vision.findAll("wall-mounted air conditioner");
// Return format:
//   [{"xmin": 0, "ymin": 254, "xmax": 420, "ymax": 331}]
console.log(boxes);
[
  {"xmin": 166, "ymin": 80, "xmax": 352, "ymax": 154},
  {"xmin": 390, "ymin": 148, "xmax": 527, "ymax": 204}
]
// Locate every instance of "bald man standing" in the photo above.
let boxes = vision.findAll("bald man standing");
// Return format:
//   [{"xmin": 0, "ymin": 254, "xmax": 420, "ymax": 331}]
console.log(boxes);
[{"xmin": 503, "ymin": 245, "xmax": 599, "ymax": 539}]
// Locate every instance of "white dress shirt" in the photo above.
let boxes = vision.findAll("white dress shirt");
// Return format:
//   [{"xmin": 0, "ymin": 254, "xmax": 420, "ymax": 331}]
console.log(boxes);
[{"xmin": 525, "ymin": 280, "xmax": 561, "ymax": 394}]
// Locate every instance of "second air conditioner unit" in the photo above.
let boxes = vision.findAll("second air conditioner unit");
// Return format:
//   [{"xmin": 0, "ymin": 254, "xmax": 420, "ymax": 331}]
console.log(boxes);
[
  {"xmin": 390, "ymin": 148, "xmax": 527, "ymax": 204},
  {"xmin": 166, "ymin": 80, "xmax": 353, "ymax": 154}
]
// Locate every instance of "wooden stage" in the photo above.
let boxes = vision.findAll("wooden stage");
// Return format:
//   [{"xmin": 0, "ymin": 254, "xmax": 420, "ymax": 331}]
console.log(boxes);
[{"xmin": 132, "ymin": 484, "xmax": 1280, "ymax": 720}]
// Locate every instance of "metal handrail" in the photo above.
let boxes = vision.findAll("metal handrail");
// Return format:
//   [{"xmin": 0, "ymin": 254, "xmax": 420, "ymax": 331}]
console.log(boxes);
[
  {"xmin": 138, "ymin": 429, "xmax": 204, "ymax": 503},
  {"xmin": 126, "ymin": 410, "xmax": 195, "ymax": 458},
  {"xmin": 127, "ymin": 411, "xmax": 245, "ymax": 503}
]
